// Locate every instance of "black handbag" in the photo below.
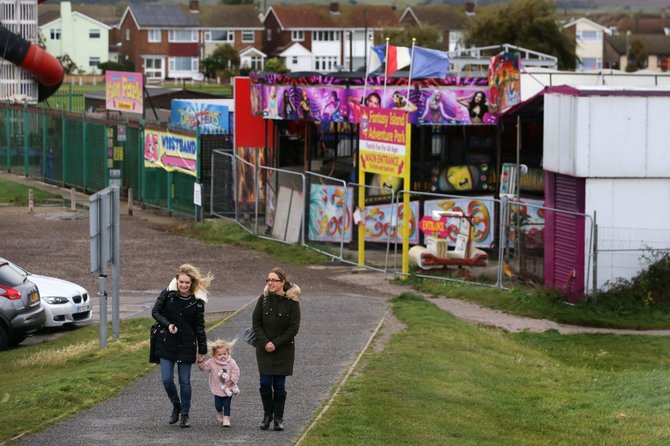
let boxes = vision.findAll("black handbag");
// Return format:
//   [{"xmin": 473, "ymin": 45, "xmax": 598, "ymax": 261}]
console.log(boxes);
[
  {"xmin": 243, "ymin": 325, "xmax": 256, "ymax": 346},
  {"xmin": 149, "ymin": 322, "xmax": 164, "ymax": 363}
]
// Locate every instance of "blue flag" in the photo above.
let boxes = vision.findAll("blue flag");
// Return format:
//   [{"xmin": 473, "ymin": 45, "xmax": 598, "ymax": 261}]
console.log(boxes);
[{"xmin": 410, "ymin": 46, "xmax": 450, "ymax": 79}]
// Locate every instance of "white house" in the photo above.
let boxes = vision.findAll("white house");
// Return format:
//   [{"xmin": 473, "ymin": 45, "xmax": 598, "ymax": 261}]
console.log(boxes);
[
  {"xmin": 563, "ymin": 17, "xmax": 611, "ymax": 72},
  {"xmin": 279, "ymin": 43, "xmax": 313, "ymax": 72},
  {"xmin": 39, "ymin": 1, "xmax": 111, "ymax": 74}
]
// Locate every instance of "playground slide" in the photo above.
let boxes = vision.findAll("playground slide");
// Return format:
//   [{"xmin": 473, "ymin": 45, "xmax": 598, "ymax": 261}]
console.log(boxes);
[{"xmin": 0, "ymin": 12, "xmax": 64, "ymax": 102}]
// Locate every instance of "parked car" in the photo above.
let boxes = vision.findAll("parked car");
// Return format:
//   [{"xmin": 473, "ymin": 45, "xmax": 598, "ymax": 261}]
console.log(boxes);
[
  {"xmin": 0, "ymin": 259, "xmax": 45, "ymax": 350},
  {"xmin": 0, "ymin": 257, "xmax": 91, "ymax": 329}
]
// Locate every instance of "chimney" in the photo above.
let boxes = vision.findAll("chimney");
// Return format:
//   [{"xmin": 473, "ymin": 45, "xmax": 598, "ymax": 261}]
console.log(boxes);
[
  {"xmin": 329, "ymin": 1, "xmax": 340, "ymax": 15},
  {"xmin": 465, "ymin": 1, "xmax": 476, "ymax": 16},
  {"xmin": 189, "ymin": 1, "xmax": 199, "ymax": 13}
]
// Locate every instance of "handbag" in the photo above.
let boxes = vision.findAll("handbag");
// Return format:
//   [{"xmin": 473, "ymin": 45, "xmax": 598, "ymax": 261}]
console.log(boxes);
[
  {"xmin": 149, "ymin": 322, "xmax": 164, "ymax": 363},
  {"xmin": 243, "ymin": 325, "xmax": 256, "ymax": 346}
]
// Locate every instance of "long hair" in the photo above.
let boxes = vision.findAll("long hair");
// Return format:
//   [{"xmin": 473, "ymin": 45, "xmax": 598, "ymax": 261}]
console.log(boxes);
[
  {"xmin": 177, "ymin": 263, "xmax": 214, "ymax": 295},
  {"xmin": 271, "ymin": 267, "xmax": 292, "ymax": 292}
]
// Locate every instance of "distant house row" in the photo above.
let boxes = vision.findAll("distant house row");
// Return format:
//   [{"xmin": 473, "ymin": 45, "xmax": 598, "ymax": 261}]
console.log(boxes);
[{"xmin": 37, "ymin": 1, "xmax": 670, "ymax": 80}]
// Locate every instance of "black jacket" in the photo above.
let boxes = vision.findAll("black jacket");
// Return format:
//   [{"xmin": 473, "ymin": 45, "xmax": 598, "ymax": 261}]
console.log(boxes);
[{"xmin": 151, "ymin": 284, "xmax": 207, "ymax": 363}]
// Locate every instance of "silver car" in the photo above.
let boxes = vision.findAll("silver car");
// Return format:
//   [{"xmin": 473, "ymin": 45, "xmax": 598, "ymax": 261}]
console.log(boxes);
[
  {"xmin": 0, "ymin": 258, "xmax": 91, "ymax": 328},
  {"xmin": 0, "ymin": 259, "xmax": 45, "ymax": 349}
]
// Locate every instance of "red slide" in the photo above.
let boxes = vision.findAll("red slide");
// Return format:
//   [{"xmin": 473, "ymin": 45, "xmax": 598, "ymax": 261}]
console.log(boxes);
[{"xmin": 0, "ymin": 22, "xmax": 64, "ymax": 102}]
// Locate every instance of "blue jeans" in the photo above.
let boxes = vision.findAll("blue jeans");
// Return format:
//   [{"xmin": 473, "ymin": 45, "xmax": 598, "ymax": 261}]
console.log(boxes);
[
  {"xmin": 160, "ymin": 359, "xmax": 193, "ymax": 415},
  {"xmin": 214, "ymin": 395, "xmax": 232, "ymax": 416},
  {"xmin": 259, "ymin": 374, "xmax": 286, "ymax": 395}
]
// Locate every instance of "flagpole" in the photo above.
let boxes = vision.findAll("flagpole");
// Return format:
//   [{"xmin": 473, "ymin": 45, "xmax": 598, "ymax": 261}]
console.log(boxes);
[
  {"xmin": 383, "ymin": 37, "xmax": 389, "ymax": 101},
  {"xmin": 406, "ymin": 38, "xmax": 416, "ymax": 102},
  {"xmin": 362, "ymin": 34, "xmax": 374, "ymax": 106}
]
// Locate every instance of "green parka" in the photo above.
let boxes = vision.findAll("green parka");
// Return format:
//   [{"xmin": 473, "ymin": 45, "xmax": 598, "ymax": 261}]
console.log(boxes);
[{"xmin": 252, "ymin": 283, "xmax": 301, "ymax": 376}]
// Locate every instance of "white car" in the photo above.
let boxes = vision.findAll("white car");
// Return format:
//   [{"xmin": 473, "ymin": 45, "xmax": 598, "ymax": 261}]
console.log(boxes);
[{"xmin": 0, "ymin": 258, "xmax": 92, "ymax": 328}]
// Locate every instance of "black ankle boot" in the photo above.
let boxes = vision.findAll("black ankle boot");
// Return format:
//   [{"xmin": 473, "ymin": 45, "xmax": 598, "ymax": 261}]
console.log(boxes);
[
  {"xmin": 273, "ymin": 392, "xmax": 286, "ymax": 431},
  {"xmin": 169, "ymin": 403, "xmax": 181, "ymax": 424},
  {"xmin": 180, "ymin": 414, "xmax": 190, "ymax": 428},
  {"xmin": 260, "ymin": 391, "xmax": 273, "ymax": 430}
]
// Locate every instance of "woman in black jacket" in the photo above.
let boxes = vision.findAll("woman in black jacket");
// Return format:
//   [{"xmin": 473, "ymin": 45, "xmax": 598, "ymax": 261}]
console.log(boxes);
[
  {"xmin": 152, "ymin": 264, "xmax": 213, "ymax": 428},
  {"xmin": 252, "ymin": 267, "xmax": 301, "ymax": 431}
]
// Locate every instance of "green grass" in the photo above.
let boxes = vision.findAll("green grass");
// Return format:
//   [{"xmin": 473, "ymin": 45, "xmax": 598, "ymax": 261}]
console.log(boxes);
[
  {"xmin": 0, "ymin": 178, "xmax": 62, "ymax": 205},
  {"xmin": 407, "ymin": 277, "xmax": 670, "ymax": 330},
  {"xmin": 299, "ymin": 293, "xmax": 670, "ymax": 446}
]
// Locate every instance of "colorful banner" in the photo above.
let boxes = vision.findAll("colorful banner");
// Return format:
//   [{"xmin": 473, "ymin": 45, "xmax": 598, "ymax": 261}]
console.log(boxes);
[
  {"xmin": 170, "ymin": 99, "xmax": 230, "ymax": 134},
  {"xmin": 105, "ymin": 71, "xmax": 143, "ymax": 113},
  {"xmin": 249, "ymin": 74, "xmax": 497, "ymax": 125},
  {"xmin": 359, "ymin": 106, "xmax": 408, "ymax": 177},
  {"xmin": 365, "ymin": 201, "xmax": 420, "ymax": 244},
  {"xmin": 144, "ymin": 129, "xmax": 198, "ymax": 177},
  {"xmin": 423, "ymin": 198, "xmax": 495, "ymax": 248},
  {"xmin": 308, "ymin": 184, "xmax": 353, "ymax": 243},
  {"xmin": 488, "ymin": 51, "xmax": 521, "ymax": 114}
]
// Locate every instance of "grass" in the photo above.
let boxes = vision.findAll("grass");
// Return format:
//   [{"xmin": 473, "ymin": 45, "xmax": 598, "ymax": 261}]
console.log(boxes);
[
  {"xmin": 298, "ymin": 293, "xmax": 670, "ymax": 446},
  {"xmin": 0, "ymin": 178, "xmax": 62, "ymax": 206},
  {"xmin": 0, "ymin": 316, "xmax": 227, "ymax": 443}
]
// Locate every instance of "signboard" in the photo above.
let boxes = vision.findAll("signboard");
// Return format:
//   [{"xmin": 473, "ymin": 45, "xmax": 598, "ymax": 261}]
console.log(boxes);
[
  {"xmin": 359, "ymin": 107, "xmax": 409, "ymax": 176},
  {"xmin": 419, "ymin": 215, "xmax": 449, "ymax": 238},
  {"xmin": 170, "ymin": 99, "xmax": 231, "ymax": 134},
  {"xmin": 105, "ymin": 71, "xmax": 143, "ymax": 113},
  {"xmin": 144, "ymin": 129, "xmax": 198, "ymax": 177}
]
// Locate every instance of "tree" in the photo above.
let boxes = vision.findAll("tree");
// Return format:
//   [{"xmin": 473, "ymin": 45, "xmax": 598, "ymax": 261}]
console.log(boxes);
[
  {"xmin": 626, "ymin": 38, "xmax": 647, "ymax": 72},
  {"xmin": 379, "ymin": 26, "xmax": 443, "ymax": 50},
  {"xmin": 264, "ymin": 57, "xmax": 288, "ymax": 74},
  {"xmin": 201, "ymin": 44, "xmax": 240, "ymax": 79},
  {"xmin": 463, "ymin": 0, "xmax": 577, "ymax": 70}
]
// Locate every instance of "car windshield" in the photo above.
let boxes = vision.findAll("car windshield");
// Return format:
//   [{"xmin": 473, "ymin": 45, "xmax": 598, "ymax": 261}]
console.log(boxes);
[{"xmin": 0, "ymin": 261, "xmax": 28, "ymax": 286}]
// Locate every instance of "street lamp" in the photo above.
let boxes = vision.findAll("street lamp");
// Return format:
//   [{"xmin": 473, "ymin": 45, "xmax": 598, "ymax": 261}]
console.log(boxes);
[{"xmin": 625, "ymin": 30, "xmax": 631, "ymax": 70}]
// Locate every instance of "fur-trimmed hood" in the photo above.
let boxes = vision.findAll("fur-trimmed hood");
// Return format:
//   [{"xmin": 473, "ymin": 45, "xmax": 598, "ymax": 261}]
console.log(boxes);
[
  {"xmin": 167, "ymin": 278, "xmax": 208, "ymax": 304},
  {"xmin": 262, "ymin": 283, "xmax": 300, "ymax": 302}
]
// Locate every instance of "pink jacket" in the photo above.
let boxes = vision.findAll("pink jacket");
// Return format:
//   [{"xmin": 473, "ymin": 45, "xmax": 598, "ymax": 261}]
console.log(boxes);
[{"xmin": 198, "ymin": 356, "xmax": 241, "ymax": 397}]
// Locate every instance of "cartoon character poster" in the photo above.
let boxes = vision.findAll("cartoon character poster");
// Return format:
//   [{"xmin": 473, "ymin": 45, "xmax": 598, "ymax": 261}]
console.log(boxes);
[
  {"xmin": 364, "ymin": 201, "xmax": 420, "ymax": 244},
  {"xmin": 308, "ymin": 184, "xmax": 354, "ymax": 243},
  {"xmin": 488, "ymin": 51, "xmax": 521, "ymax": 114},
  {"xmin": 430, "ymin": 164, "xmax": 493, "ymax": 193},
  {"xmin": 424, "ymin": 198, "xmax": 495, "ymax": 248}
]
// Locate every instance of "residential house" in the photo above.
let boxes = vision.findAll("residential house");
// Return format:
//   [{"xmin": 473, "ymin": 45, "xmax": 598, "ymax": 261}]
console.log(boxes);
[
  {"xmin": 262, "ymin": 2, "xmax": 400, "ymax": 73},
  {"xmin": 38, "ymin": 1, "xmax": 112, "ymax": 74},
  {"xmin": 562, "ymin": 17, "xmax": 611, "ymax": 71},
  {"xmin": 195, "ymin": 4, "xmax": 265, "ymax": 72},
  {"xmin": 604, "ymin": 33, "xmax": 670, "ymax": 72},
  {"xmin": 398, "ymin": 5, "xmax": 467, "ymax": 53},
  {"xmin": 117, "ymin": 3, "xmax": 201, "ymax": 81}
]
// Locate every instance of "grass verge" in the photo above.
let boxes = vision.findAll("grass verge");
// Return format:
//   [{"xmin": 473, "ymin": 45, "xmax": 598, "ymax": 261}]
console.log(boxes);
[
  {"xmin": 0, "ymin": 178, "xmax": 61, "ymax": 206},
  {"xmin": 0, "ymin": 317, "xmax": 225, "ymax": 443},
  {"xmin": 299, "ymin": 293, "xmax": 670, "ymax": 446}
]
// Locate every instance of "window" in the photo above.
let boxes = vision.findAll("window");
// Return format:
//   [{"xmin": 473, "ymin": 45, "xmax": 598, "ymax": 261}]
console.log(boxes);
[
  {"xmin": 577, "ymin": 30, "xmax": 601, "ymax": 42},
  {"xmin": 125, "ymin": 28, "xmax": 130, "ymax": 41},
  {"xmin": 314, "ymin": 56, "xmax": 338, "ymax": 71},
  {"xmin": 658, "ymin": 56, "xmax": 670, "ymax": 71},
  {"xmin": 241, "ymin": 30, "xmax": 254, "ymax": 43},
  {"xmin": 206, "ymin": 30, "xmax": 233, "ymax": 42},
  {"xmin": 579, "ymin": 58, "xmax": 601, "ymax": 71},
  {"xmin": 291, "ymin": 30, "xmax": 304, "ymax": 42},
  {"xmin": 168, "ymin": 29, "xmax": 197, "ymax": 42},
  {"xmin": 89, "ymin": 29, "xmax": 100, "ymax": 39},
  {"xmin": 50, "ymin": 28, "xmax": 60, "ymax": 40},
  {"xmin": 292, "ymin": 56, "xmax": 298, "ymax": 64},
  {"xmin": 249, "ymin": 55, "xmax": 263, "ymax": 70},
  {"xmin": 313, "ymin": 31, "xmax": 337, "ymax": 42},
  {"xmin": 89, "ymin": 57, "xmax": 100, "ymax": 67},
  {"xmin": 266, "ymin": 29, "xmax": 272, "ymax": 41},
  {"xmin": 148, "ymin": 29, "xmax": 161, "ymax": 43},
  {"xmin": 144, "ymin": 56, "xmax": 163, "ymax": 79},
  {"xmin": 169, "ymin": 57, "xmax": 198, "ymax": 72}
]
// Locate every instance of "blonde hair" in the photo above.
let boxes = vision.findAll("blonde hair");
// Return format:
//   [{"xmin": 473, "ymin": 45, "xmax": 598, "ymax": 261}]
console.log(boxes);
[
  {"xmin": 176, "ymin": 263, "xmax": 214, "ymax": 295},
  {"xmin": 208, "ymin": 338, "xmax": 236, "ymax": 356}
]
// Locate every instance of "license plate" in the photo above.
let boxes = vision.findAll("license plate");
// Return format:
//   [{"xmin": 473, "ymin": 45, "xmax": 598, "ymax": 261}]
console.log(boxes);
[
  {"xmin": 29, "ymin": 291, "xmax": 39, "ymax": 304},
  {"xmin": 76, "ymin": 303, "xmax": 91, "ymax": 313}
]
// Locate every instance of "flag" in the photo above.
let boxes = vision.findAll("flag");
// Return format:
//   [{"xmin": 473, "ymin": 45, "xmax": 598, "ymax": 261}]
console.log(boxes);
[
  {"xmin": 370, "ymin": 44, "xmax": 411, "ymax": 76},
  {"xmin": 410, "ymin": 46, "xmax": 450, "ymax": 79},
  {"xmin": 386, "ymin": 45, "xmax": 411, "ymax": 75}
]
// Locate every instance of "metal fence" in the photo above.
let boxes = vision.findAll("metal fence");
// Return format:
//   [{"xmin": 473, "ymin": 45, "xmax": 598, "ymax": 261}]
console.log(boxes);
[{"xmin": 209, "ymin": 149, "xmax": 602, "ymax": 292}]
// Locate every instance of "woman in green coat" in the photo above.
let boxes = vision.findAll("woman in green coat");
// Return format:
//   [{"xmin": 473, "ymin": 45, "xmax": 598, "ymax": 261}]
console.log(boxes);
[{"xmin": 252, "ymin": 267, "xmax": 301, "ymax": 431}]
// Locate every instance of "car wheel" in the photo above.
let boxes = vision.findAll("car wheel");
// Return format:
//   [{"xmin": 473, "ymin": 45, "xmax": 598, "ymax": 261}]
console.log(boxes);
[
  {"xmin": 8, "ymin": 331, "xmax": 26, "ymax": 347},
  {"xmin": 0, "ymin": 325, "xmax": 8, "ymax": 351}
]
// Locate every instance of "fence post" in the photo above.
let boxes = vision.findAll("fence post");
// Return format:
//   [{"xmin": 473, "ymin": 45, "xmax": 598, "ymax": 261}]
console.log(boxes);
[{"xmin": 592, "ymin": 211, "xmax": 598, "ymax": 302}]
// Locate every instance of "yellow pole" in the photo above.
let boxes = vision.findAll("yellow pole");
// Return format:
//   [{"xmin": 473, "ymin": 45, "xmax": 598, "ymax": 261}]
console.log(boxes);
[{"xmin": 401, "ymin": 121, "xmax": 412, "ymax": 277}]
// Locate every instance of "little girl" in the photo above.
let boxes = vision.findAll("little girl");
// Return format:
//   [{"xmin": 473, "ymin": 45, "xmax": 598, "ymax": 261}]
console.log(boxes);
[{"xmin": 198, "ymin": 339, "xmax": 241, "ymax": 427}]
